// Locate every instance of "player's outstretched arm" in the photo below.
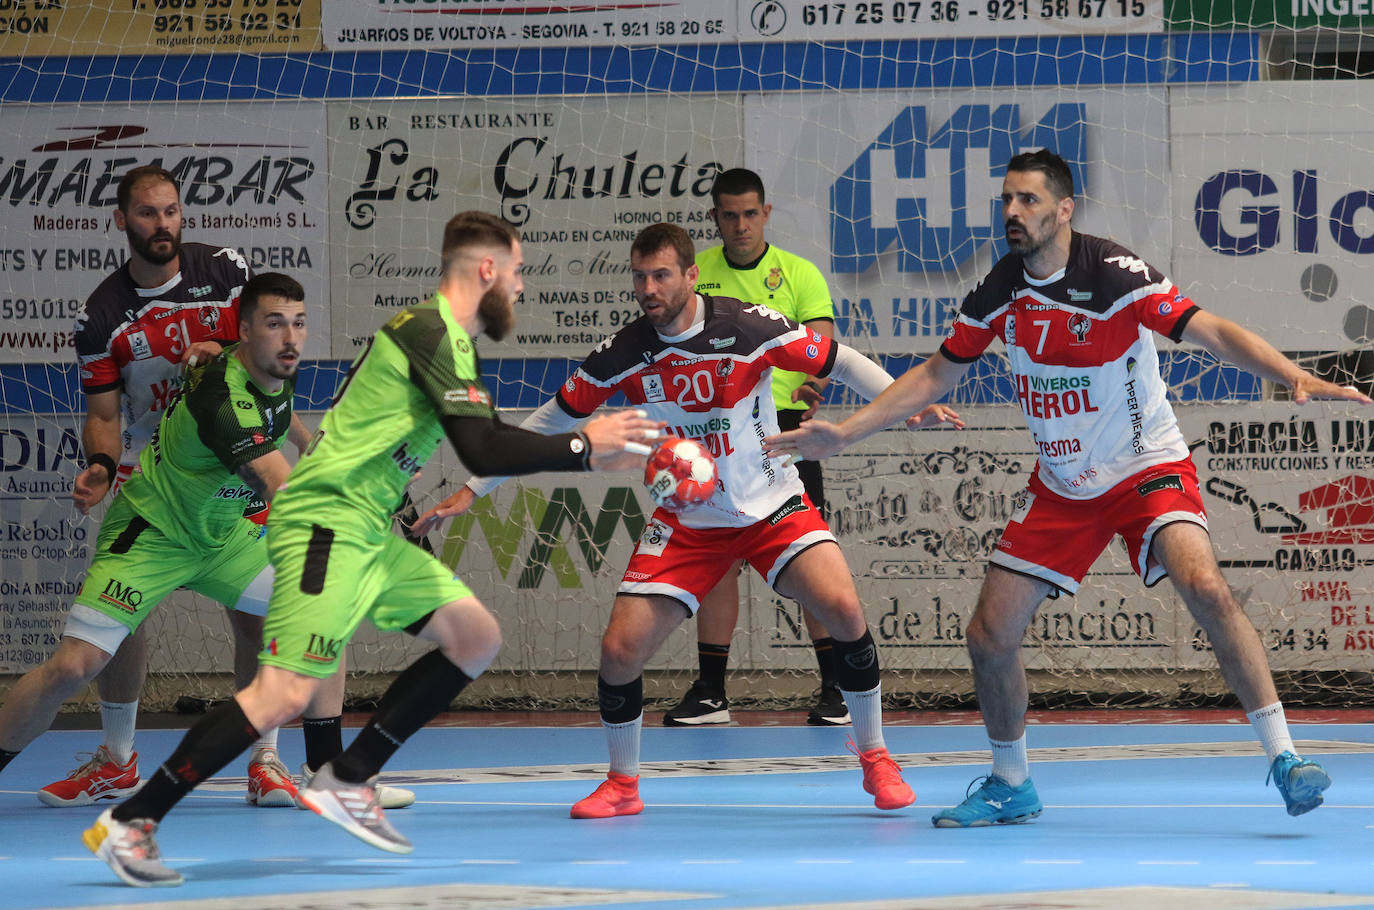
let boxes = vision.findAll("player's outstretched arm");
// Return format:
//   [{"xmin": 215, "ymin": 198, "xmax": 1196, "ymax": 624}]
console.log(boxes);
[
  {"xmin": 237, "ymin": 450, "xmax": 293, "ymax": 502},
  {"xmin": 1181, "ymin": 310, "xmax": 1372, "ymax": 405},
  {"xmin": 73, "ymin": 388, "xmax": 122, "ymax": 514},
  {"xmin": 765, "ymin": 352, "xmax": 970, "ymax": 461}
]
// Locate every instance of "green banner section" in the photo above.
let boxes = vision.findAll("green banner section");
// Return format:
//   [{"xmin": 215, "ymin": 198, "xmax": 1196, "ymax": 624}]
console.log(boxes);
[{"xmin": 1167, "ymin": 0, "xmax": 1374, "ymax": 29}]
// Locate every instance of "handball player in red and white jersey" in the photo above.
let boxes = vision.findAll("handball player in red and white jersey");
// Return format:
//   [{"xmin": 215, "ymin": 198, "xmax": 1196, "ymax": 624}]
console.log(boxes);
[
  {"xmin": 767, "ymin": 148, "xmax": 1370, "ymax": 826},
  {"xmin": 415, "ymin": 223, "xmax": 962, "ymax": 819}
]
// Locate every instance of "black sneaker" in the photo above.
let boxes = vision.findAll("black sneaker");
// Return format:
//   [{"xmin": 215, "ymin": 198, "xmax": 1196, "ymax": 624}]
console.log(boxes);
[
  {"xmin": 807, "ymin": 682, "xmax": 851, "ymax": 726},
  {"xmin": 663, "ymin": 679, "xmax": 730, "ymax": 726}
]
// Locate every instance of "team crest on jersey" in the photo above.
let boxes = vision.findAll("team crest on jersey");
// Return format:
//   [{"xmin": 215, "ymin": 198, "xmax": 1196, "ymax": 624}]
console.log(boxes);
[
  {"xmin": 641, "ymin": 374, "xmax": 666, "ymax": 403},
  {"xmin": 198, "ymin": 305, "xmax": 220, "ymax": 330},
  {"xmin": 715, "ymin": 359, "xmax": 734, "ymax": 379},
  {"xmin": 127, "ymin": 330, "xmax": 152, "ymax": 360},
  {"xmin": 1010, "ymin": 488, "xmax": 1034, "ymax": 523},
  {"xmin": 1067, "ymin": 313, "xmax": 1092, "ymax": 344},
  {"xmin": 764, "ymin": 267, "xmax": 783, "ymax": 292},
  {"xmin": 1004, "ymin": 314, "xmax": 1016, "ymax": 346},
  {"xmin": 637, "ymin": 518, "xmax": 672, "ymax": 556}
]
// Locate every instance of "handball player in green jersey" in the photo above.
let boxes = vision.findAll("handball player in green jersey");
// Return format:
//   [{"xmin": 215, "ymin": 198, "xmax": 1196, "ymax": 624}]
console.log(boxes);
[{"xmin": 83, "ymin": 212, "xmax": 660, "ymax": 886}]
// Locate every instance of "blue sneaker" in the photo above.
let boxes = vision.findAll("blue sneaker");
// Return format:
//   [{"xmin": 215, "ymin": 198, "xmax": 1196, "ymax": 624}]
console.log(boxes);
[
  {"xmin": 932, "ymin": 775, "xmax": 1043, "ymax": 828},
  {"xmin": 1267, "ymin": 751, "xmax": 1330, "ymax": 816}
]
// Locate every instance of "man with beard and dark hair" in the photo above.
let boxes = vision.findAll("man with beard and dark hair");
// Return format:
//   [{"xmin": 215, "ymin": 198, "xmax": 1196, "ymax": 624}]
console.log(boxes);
[
  {"xmin": 82, "ymin": 211, "xmax": 662, "ymax": 886},
  {"xmin": 767, "ymin": 147, "xmax": 1371, "ymax": 827}
]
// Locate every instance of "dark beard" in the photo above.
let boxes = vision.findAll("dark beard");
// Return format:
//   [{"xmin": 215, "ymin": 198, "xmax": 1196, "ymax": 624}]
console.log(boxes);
[
  {"xmin": 127, "ymin": 227, "xmax": 180, "ymax": 266},
  {"xmin": 478, "ymin": 285, "xmax": 514, "ymax": 341}
]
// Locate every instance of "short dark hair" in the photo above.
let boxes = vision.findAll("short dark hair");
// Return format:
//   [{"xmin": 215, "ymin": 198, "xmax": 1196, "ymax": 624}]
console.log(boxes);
[
  {"xmin": 631, "ymin": 223, "xmax": 695, "ymax": 271},
  {"xmin": 441, "ymin": 211, "xmax": 519, "ymax": 274},
  {"xmin": 240, "ymin": 272, "xmax": 304, "ymax": 322},
  {"xmin": 1006, "ymin": 149, "xmax": 1074, "ymax": 201},
  {"xmin": 116, "ymin": 166, "xmax": 179, "ymax": 213},
  {"xmin": 710, "ymin": 167, "xmax": 766, "ymax": 206}
]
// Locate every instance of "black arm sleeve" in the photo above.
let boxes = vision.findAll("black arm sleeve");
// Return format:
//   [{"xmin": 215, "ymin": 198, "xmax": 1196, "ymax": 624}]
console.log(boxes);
[{"xmin": 442, "ymin": 413, "xmax": 591, "ymax": 477}]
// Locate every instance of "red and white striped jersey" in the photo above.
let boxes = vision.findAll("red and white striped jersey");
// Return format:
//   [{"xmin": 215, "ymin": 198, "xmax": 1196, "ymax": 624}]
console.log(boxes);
[
  {"xmin": 74, "ymin": 242, "xmax": 250, "ymax": 467},
  {"xmin": 941, "ymin": 232, "xmax": 1198, "ymax": 500},
  {"xmin": 559, "ymin": 294, "xmax": 837, "ymax": 528}
]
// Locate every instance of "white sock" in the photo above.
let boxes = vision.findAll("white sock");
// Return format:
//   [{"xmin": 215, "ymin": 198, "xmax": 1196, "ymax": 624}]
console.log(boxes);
[
  {"xmin": 250, "ymin": 727, "xmax": 280, "ymax": 758},
  {"xmin": 990, "ymin": 735, "xmax": 1029, "ymax": 787},
  {"xmin": 604, "ymin": 714, "xmax": 643, "ymax": 777},
  {"xmin": 1247, "ymin": 702, "xmax": 1296, "ymax": 762},
  {"xmin": 99, "ymin": 700, "xmax": 138, "ymax": 765},
  {"xmin": 841, "ymin": 684, "xmax": 885, "ymax": 752}
]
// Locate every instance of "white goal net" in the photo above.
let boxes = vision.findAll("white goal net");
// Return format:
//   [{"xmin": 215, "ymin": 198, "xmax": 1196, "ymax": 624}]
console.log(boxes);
[{"xmin": 1, "ymin": 1, "xmax": 1371, "ymax": 712}]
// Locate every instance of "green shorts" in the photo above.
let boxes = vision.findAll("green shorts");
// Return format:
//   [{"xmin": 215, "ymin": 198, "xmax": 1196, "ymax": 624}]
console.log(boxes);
[
  {"xmin": 261, "ymin": 520, "xmax": 474, "ymax": 678},
  {"xmin": 73, "ymin": 494, "xmax": 268, "ymax": 634}
]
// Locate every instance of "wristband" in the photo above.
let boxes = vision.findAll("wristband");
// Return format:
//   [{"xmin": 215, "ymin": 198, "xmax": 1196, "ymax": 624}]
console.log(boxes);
[
  {"xmin": 802, "ymin": 380, "xmax": 824, "ymax": 395},
  {"xmin": 572, "ymin": 432, "xmax": 592, "ymax": 471},
  {"xmin": 87, "ymin": 452, "xmax": 118, "ymax": 482}
]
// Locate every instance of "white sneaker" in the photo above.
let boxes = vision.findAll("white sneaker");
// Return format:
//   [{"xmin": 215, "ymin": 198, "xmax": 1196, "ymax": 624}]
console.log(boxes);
[
  {"xmin": 297, "ymin": 762, "xmax": 412, "ymax": 854},
  {"xmin": 297, "ymin": 762, "xmax": 414, "ymax": 810},
  {"xmin": 82, "ymin": 808, "xmax": 183, "ymax": 887}
]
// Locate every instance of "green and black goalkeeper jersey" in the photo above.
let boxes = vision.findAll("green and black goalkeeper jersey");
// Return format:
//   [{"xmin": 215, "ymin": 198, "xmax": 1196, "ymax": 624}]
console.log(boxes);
[
  {"xmin": 119, "ymin": 346, "xmax": 293, "ymax": 547},
  {"xmin": 273, "ymin": 294, "xmax": 496, "ymax": 539}
]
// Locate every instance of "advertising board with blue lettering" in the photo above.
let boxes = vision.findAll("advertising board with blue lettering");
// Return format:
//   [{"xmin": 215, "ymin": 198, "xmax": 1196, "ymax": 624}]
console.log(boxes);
[
  {"xmin": 744, "ymin": 89, "xmax": 1171, "ymax": 354},
  {"xmin": 0, "ymin": 103, "xmax": 330, "ymax": 365},
  {"xmin": 1170, "ymin": 83, "xmax": 1374, "ymax": 351},
  {"xmin": 325, "ymin": 98, "xmax": 742, "ymax": 358}
]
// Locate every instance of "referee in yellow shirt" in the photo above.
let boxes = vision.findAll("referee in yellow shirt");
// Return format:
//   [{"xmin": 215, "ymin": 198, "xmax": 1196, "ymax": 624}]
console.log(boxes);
[{"xmin": 664, "ymin": 168, "xmax": 850, "ymax": 727}]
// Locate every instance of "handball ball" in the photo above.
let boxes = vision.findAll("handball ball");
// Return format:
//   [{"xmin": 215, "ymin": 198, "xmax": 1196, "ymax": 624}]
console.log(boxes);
[{"xmin": 644, "ymin": 436, "xmax": 717, "ymax": 511}]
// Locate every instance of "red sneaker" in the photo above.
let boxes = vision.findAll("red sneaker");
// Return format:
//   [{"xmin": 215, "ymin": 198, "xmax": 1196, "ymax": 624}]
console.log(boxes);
[
  {"xmin": 850, "ymin": 741, "xmax": 915, "ymax": 810},
  {"xmin": 246, "ymin": 748, "xmax": 300, "ymax": 808},
  {"xmin": 570, "ymin": 772, "xmax": 644, "ymax": 819},
  {"xmin": 38, "ymin": 746, "xmax": 140, "ymax": 807}
]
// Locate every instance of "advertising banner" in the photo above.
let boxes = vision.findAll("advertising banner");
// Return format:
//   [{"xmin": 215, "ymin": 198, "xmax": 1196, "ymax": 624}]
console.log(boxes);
[
  {"xmin": 0, "ymin": 0, "xmax": 321, "ymax": 56},
  {"xmin": 0, "ymin": 102, "xmax": 331, "ymax": 364},
  {"xmin": 326, "ymin": 96, "xmax": 743, "ymax": 359},
  {"xmin": 743, "ymin": 88, "xmax": 1171, "ymax": 355},
  {"xmin": 1170, "ymin": 83, "xmax": 1374, "ymax": 351},
  {"xmin": 1166, "ymin": 0, "xmax": 1374, "ymax": 30},
  {"xmin": 322, "ymin": 0, "xmax": 737, "ymax": 50},
  {"xmin": 742, "ymin": 0, "xmax": 1163, "ymax": 40}
]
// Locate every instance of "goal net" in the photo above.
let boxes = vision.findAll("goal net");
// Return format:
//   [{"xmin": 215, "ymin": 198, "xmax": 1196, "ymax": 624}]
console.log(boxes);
[{"xmin": 1, "ymin": 1, "xmax": 1371, "ymax": 713}]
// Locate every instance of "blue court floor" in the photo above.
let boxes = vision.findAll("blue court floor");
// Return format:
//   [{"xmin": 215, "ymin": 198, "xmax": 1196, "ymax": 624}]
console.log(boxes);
[{"xmin": 2, "ymin": 718, "xmax": 1373, "ymax": 910}]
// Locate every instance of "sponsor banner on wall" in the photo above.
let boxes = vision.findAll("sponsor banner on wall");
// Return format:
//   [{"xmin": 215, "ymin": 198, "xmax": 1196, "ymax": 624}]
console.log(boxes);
[
  {"xmin": 0, "ymin": 1, "xmax": 321, "ymax": 56},
  {"xmin": 408, "ymin": 400, "xmax": 1372, "ymax": 674},
  {"xmin": 0, "ymin": 102, "xmax": 331, "ymax": 365},
  {"xmin": 743, "ymin": 88, "xmax": 1171, "ymax": 355},
  {"xmin": 1166, "ymin": 0, "xmax": 1374, "ymax": 30},
  {"xmin": 1170, "ymin": 84, "xmax": 1374, "ymax": 351},
  {"xmin": 321, "ymin": 0, "xmax": 737, "ymax": 50},
  {"xmin": 326, "ymin": 97, "xmax": 742, "ymax": 359},
  {"xmin": 741, "ymin": 0, "xmax": 1163, "ymax": 40}
]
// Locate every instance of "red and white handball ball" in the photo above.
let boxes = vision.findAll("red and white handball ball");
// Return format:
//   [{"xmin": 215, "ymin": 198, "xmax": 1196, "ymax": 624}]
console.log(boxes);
[{"xmin": 644, "ymin": 436, "xmax": 717, "ymax": 511}]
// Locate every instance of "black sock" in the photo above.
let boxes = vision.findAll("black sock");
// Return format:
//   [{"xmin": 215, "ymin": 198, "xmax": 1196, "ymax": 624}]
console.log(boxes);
[
  {"xmin": 114, "ymin": 699, "xmax": 259, "ymax": 824},
  {"xmin": 831, "ymin": 630, "xmax": 880, "ymax": 693},
  {"xmin": 331, "ymin": 650, "xmax": 471, "ymax": 784},
  {"xmin": 697, "ymin": 643, "xmax": 730, "ymax": 692},
  {"xmin": 812, "ymin": 637, "xmax": 837, "ymax": 686},
  {"xmin": 598, "ymin": 675, "xmax": 643, "ymax": 725},
  {"xmin": 0, "ymin": 748, "xmax": 19, "ymax": 772},
  {"xmin": 302, "ymin": 715, "xmax": 344, "ymax": 773}
]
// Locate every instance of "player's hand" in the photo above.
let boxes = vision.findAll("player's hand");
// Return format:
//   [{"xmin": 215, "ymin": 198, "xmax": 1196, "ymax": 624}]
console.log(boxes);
[
  {"xmin": 763, "ymin": 418, "xmax": 847, "ymax": 462},
  {"xmin": 584, "ymin": 409, "xmax": 666, "ymax": 472},
  {"xmin": 181, "ymin": 341, "xmax": 223, "ymax": 370},
  {"xmin": 72, "ymin": 464, "xmax": 112, "ymax": 515},
  {"xmin": 1290, "ymin": 374, "xmax": 1372, "ymax": 405},
  {"xmin": 410, "ymin": 485, "xmax": 477, "ymax": 537},
  {"xmin": 905, "ymin": 404, "xmax": 965, "ymax": 430},
  {"xmin": 791, "ymin": 382, "xmax": 823, "ymax": 419}
]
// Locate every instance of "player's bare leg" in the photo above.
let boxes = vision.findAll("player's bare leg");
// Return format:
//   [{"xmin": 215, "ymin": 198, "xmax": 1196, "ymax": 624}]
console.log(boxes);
[
  {"xmin": 775, "ymin": 542, "xmax": 913, "ymax": 809},
  {"xmin": 574, "ymin": 594, "xmax": 687, "ymax": 819},
  {"xmin": 1149, "ymin": 522, "xmax": 1328, "ymax": 814},
  {"xmin": 930, "ymin": 566, "xmax": 1051, "ymax": 827},
  {"xmin": 0, "ymin": 637, "xmax": 113, "ymax": 752},
  {"xmin": 664, "ymin": 562, "xmax": 740, "ymax": 726}
]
